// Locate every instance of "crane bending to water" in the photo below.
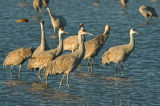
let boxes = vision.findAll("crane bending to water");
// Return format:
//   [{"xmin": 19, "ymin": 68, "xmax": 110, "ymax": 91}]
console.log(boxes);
[
  {"xmin": 3, "ymin": 48, "xmax": 32, "ymax": 80},
  {"xmin": 44, "ymin": 27, "xmax": 93, "ymax": 90},
  {"xmin": 139, "ymin": 5, "xmax": 158, "ymax": 24},
  {"xmin": 47, "ymin": 7, "xmax": 67, "ymax": 38},
  {"xmin": 27, "ymin": 28, "xmax": 68, "ymax": 81},
  {"xmin": 102, "ymin": 28, "xmax": 138, "ymax": 76}
]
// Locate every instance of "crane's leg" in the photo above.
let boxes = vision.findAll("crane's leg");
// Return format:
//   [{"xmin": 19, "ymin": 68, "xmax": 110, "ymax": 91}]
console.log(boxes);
[
  {"xmin": 121, "ymin": 63, "xmax": 124, "ymax": 77},
  {"xmin": 37, "ymin": 68, "xmax": 42, "ymax": 81},
  {"xmin": 45, "ymin": 75, "xmax": 48, "ymax": 86},
  {"xmin": 53, "ymin": 27, "xmax": 57, "ymax": 36},
  {"xmin": 145, "ymin": 16, "xmax": 149, "ymax": 24},
  {"xmin": 10, "ymin": 66, "xmax": 13, "ymax": 80},
  {"xmin": 58, "ymin": 74, "xmax": 66, "ymax": 90},
  {"xmin": 115, "ymin": 64, "xmax": 118, "ymax": 77},
  {"xmin": 88, "ymin": 59, "xmax": 90, "ymax": 72},
  {"xmin": 18, "ymin": 64, "xmax": 22, "ymax": 80},
  {"xmin": 88, "ymin": 59, "xmax": 90, "ymax": 67},
  {"xmin": 66, "ymin": 73, "xmax": 70, "ymax": 90},
  {"xmin": 91, "ymin": 58, "xmax": 94, "ymax": 73}
]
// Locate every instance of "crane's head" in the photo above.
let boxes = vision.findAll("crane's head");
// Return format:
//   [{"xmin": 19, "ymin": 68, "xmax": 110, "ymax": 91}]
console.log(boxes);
[
  {"xmin": 40, "ymin": 20, "xmax": 44, "ymax": 24},
  {"xmin": 104, "ymin": 24, "xmax": 110, "ymax": 35},
  {"xmin": 130, "ymin": 28, "xmax": 139, "ymax": 35},
  {"xmin": 80, "ymin": 27, "xmax": 93, "ymax": 36},
  {"xmin": 59, "ymin": 27, "xmax": 68, "ymax": 35},
  {"xmin": 80, "ymin": 23, "xmax": 84, "ymax": 28}
]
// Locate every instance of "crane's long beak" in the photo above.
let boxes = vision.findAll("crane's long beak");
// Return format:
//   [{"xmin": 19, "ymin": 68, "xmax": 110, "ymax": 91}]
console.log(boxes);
[
  {"xmin": 63, "ymin": 31, "xmax": 68, "ymax": 34},
  {"xmin": 85, "ymin": 32, "xmax": 94, "ymax": 36},
  {"xmin": 135, "ymin": 31, "xmax": 139, "ymax": 35}
]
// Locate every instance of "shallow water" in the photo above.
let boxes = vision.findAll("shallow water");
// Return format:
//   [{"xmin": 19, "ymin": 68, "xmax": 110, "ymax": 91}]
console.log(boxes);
[{"xmin": 0, "ymin": 0, "xmax": 160, "ymax": 105}]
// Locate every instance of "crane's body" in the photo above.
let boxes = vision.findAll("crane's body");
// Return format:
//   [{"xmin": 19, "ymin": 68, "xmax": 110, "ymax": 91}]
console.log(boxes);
[
  {"xmin": 3, "ymin": 47, "xmax": 32, "ymax": 80},
  {"xmin": 27, "ymin": 28, "xmax": 67, "ymax": 80},
  {"xmin": 44, "ymin": 27, "xmax": 93, "ymax": 90},
  {"xmin": 139, "ymin": 5, "xmax": 158, "ymax": 23},
  {"xmin": 84, "ymin": 25, "xmax": 110, "ymax": 72},
  {"xmin": 102, "ymin": 28, "xmax": 138, "ymax": 76}
]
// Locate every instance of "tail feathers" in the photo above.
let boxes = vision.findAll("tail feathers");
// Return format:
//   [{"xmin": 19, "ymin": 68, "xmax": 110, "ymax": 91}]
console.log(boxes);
[{"xmin": 102, "ymin": 51, "xmax": 111, "ymax": 65}]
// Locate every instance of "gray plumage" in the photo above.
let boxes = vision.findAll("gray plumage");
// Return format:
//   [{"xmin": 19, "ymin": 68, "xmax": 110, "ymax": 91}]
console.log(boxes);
[
  {"xmin": 139, "ymin": 5, "xmax": 158, "ymax": 23},
  {"xmin": 27, "ymin": 28, "xmax": 68, "ymax": 80},
  {"xmin": 84, "ymin": 24, "xmax": 110, "ymax": 72},
  {"xmin": 102, "ymin": 28, "xmax": 138, "ymax": 76},
  {"xmin": 3, "ymin": 47, "xmax": 32, "ymax": 80},
  {"xmin": 63, "ymin": 23, "xmax": 84, "ymax": 52},
  {"xmin": 63, "ymin": 23, "xmax": 83, "ymax": 52},
  {"xmin": 63, "ymin": 24, "xmax": 110, "ymax": 72},
  {"xmin": 44, "ymin": 27, "xmax": 93, "ymax": 90},
  {"xmin": 47, "ymin": 7, "xmax": 67, "ymax": 36},
  {"xmin": 32, "ymin": 20, "xmax": 49, "ymax": 58}
]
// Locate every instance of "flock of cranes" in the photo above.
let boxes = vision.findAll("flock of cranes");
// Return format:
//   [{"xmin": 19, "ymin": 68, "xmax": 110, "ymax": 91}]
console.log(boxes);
[{"xmin": 3, "ymin": 0, "xmax": 158, "ymax": 90}]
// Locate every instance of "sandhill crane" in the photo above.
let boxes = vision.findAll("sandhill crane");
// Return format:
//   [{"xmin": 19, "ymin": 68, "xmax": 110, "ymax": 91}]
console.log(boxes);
[
  {"xmin": 139, "ymin": 5, "xmax": 158, "ymax": 24},
  {"xmin": 47, "ymin": 7, "xmax": 67, "ymax": 37},
  {"xmin": 33, "ymin": 0, "xmax": 42, "ymax": 13},
  {"xmin": 44, "ymin": 27, "xmax": 93, "ymax": 90},
  {"xmin": 27, "ymin": 28, "xmax": 68, "ymax": 81},
  {"xmin": 84, "ymin": 24, "xmax": 110, "ymax": 72},
  {"xmin": 63, "ymin": 23, "xmax": 84, "ymax": 52},
  {"xmin": 63, "ymin": 24, "xmax": 110, "ymax": 72},
  {"xmin": 32, "ymin": 20, "xmax": 49, "ymax": 58},
  {"xmin": 120, "ymin": 0, "xmax": 129, "ymax": 7},
  {"xmin": 102, "ymin": 28, "xmax": 138, "ymax": 77},
  {"xmin": 3, "ymin": 48, "xmax": 32, "ymax": 80}
]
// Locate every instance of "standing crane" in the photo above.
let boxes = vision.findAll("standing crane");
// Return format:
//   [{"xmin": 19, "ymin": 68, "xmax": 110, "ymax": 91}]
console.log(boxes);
[
  {"xmin": 44, "ymin": 27, "xmax": 93, "ymax": 90},
  {"xmin": 102, "ymin": 28, "xmax": 138, "ymax": 76},
  {"xmin": 84, "ymin": 24, "xmax": 110, "ymax": 72},
  {"xmin": 47, "ymin": 7, "xmax": 67, "ymax": 38},
  {"xmin": 27, "ymin": 28, "xmax": 68, "ymax": 81},
  {"xmin": 63, "ymin": 24, "xmax": 110, "ymax": 72},
  {"xmin": 31, "ymin": 20, "xmax": 49, "ymax": 58},
  {"xmin": 139, "ymin": 5, "xmax": 158, "ymax": 24},
  {"xmin": 3, "ymin": 48, "xmax": 32, "ymax": 80}
]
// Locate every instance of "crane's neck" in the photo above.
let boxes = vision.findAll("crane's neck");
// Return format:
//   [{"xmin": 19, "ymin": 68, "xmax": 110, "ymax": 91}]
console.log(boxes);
[
  {"xmin": 77, "ymin": 33, "xmax": 85, "ymax": 59},
  {"xmin": 40, "ymin": 23, "xmax": 46, "ymax": 50},
  {"xmin": 57, "ymin": 32, "xmax": 63, "ymax": 53},
  {"xmin": 47, "ymin": 7, "xmax": 55, "ymax": 20},
  {"xmin": 103, "ymin": 29, "xmax": 109, "ymax": 35},
  {"xmin": 128, "ymin": 32, "xmax": 135, "ymax": 52}
]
